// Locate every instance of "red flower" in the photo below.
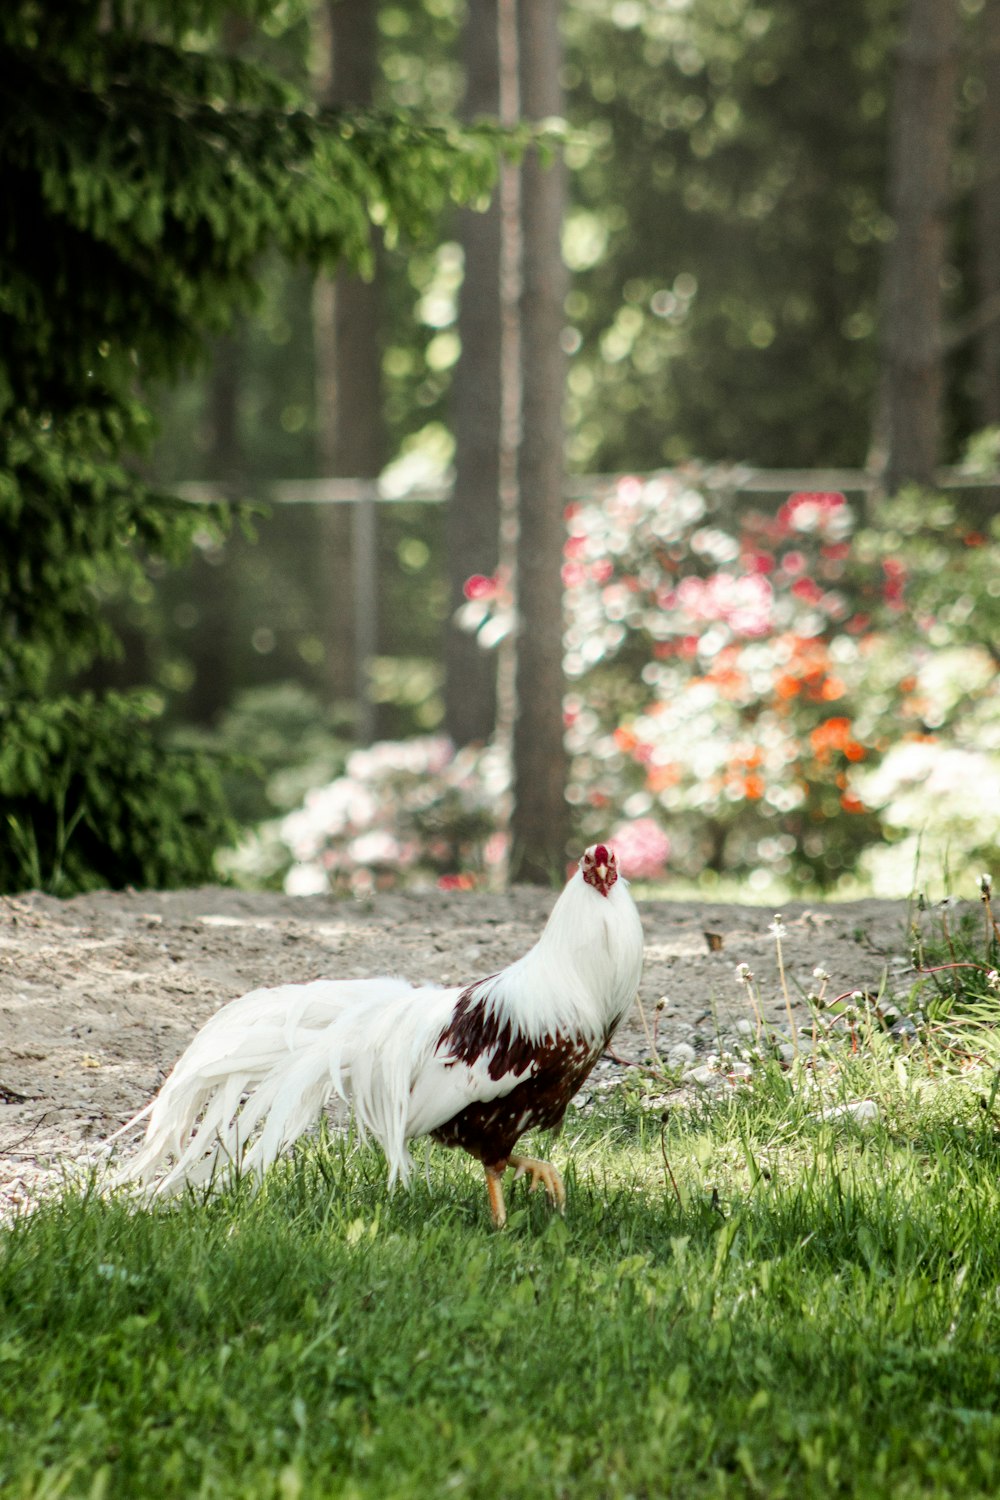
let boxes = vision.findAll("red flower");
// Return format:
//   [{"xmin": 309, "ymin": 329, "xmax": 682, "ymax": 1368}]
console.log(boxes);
[
  {"xmin": 791, "ymin": 576, "xmax": 823, "ymax": 604},
  {"xmin": 463, "ymin": 573, "xmax": 498, "ymax": 601},
  {"xmin": 778, "ymin": 491, "xmax": 847, "ymax": 534}
]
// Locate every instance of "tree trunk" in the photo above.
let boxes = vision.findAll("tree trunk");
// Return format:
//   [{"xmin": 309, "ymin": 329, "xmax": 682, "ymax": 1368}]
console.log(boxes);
[
  {"xmin": 445, "ymin": 0, "xmax": 502, "ymax": 748},
  {"xmin": 974, "ymin": 0, "xmax": 1000, "ymax": 428},
  {"xmin": 509, "ymin": 0, "xmax": 570, "ymax": 884},
  {"xmin": 871, "ymin": 0, "xmax": 959, "ymax": 492},
  {"xmin": 313, "ymin": 0, "xmax": 384, "ymax": 739}
]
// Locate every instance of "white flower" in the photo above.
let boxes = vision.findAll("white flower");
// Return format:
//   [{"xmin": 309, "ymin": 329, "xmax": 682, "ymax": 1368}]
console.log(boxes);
[
  {"xmin": 987, "ymin": 970, "xmax": 1000, "ymax": 994},
  {"xmin": 735, "ymin": 963, "xmax": 754, "ymax": 984},
  {"xmin": 980, "ymin": 874, "xmax": 994, "ymax": 898},
  {"xmin": 768, "ymin": 915, "xmax": 787, "ymax": 940},
  {"xmin": 812, "ymin": 965, "xmax": 830, "ymax": 982}
]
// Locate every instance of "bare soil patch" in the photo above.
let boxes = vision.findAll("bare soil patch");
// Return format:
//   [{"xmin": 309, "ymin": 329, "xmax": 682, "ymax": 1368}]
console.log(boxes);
[{"xmin": 0, "ymin": 885, "xmax": 913, "ymax": 1217}]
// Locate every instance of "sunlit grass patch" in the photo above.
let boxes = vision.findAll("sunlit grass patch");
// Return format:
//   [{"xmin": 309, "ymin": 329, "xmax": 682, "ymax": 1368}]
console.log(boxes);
[
  {"xmin": 1, "ymin": 874, "xmax": 998, "ymax": 1497},
  {"xmin": 7, "ymin": 1029, "xmax": 1000, "ymax": 1499}
]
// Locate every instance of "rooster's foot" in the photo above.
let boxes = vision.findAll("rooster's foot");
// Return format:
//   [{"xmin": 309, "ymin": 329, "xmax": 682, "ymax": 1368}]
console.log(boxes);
[
  {"xmin": 482, "ymin": 1156, "xmax": 565, "ymax": 1228},
  {"xmin": 510, "ymin": 1154, "xmax": 566, "ymax": 1213},
  {"xmin": 484, "ymin": 1164, "xmax": 508, "ymax": 1228}
]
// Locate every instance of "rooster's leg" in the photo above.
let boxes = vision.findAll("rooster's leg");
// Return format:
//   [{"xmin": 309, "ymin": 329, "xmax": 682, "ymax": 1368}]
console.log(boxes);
[
  {"xmin": 484, "ymin": 1164, "xmax": 508, "ymax": 1228},
  {"xmin": 509, "ymin": 1154, "xmax": 566, "ymax": 1213}
]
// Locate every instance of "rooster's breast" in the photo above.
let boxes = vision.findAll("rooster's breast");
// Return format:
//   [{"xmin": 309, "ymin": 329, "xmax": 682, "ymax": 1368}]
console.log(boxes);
[{"xmin": 429, "ymin": 987, "xmax": 607, "ymax": 1169}]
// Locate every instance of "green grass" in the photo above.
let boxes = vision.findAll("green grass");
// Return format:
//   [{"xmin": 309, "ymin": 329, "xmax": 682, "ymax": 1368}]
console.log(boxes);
[
  {"xmin": 2, "ymin": 886, "xmax": 998, "ymax": 1498},
  {"xmin": 6, "ymin": 1048, "xmax": 1000, "ymax": 1500}
]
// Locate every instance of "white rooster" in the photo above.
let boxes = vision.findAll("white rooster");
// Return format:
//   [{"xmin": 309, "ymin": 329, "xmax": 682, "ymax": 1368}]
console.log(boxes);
[{"xmin": 112, "ymin": 843, "xmax": 644, "ymax": 1226}]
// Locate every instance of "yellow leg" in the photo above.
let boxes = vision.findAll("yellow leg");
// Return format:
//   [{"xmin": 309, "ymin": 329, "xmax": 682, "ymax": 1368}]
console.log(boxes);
[
  {"xmin": 484, "ymin": 1164, "xmax": 507, "ymax": 1228},
  {"xmin": 509, "ymin": 1154, "xmax": 566, "ymax": 1213}
]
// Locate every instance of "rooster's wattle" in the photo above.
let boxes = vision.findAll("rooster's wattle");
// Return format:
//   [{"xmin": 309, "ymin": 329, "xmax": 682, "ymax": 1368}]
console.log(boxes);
[{"xmin": 112, "ymin": 843, "xmax": 644, "ymax": 1225}]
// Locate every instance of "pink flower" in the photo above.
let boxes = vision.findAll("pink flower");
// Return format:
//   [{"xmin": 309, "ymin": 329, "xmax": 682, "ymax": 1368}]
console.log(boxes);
[
  {"xmin": 791, "ymin": 576, "xmax": 823, "ymax": 604},
  {"xmin": 673, "ymin": 572, "xmax": 773, "ymax": 636},
  {"xmin": 778, "ymin": 491, "xmax": 847, "ymax": 535},
  {"xmin": 463, "ymin": 573, "xmax": 498, "ymax": 601},
  {"xmin": 617, "ymin": 475, "xmax": 644, "ymax": 504},
  {"xmin": 610, "ymin": 818, "xmax": 670, "ymax": 880}
]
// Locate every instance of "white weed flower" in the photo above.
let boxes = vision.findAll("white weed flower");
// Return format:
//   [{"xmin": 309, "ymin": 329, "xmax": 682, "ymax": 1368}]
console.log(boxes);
[
  {"xmin": 769, "ymin": 915, "xmax": 787, "ymax": 940},
  {"xmin": 979, "ymin": 874, "xmax": 993, "ymax": 898},
  {"xmin": 812, "ymin": 965, "xmax": 830, "ymax": 982},
  {"xmin": 735, "ymin": 962, "xmax": 754, "ymax": 984},
  {"xmin": 987, "ymin": 970, "xmax": 1000, "ymax": 994}
]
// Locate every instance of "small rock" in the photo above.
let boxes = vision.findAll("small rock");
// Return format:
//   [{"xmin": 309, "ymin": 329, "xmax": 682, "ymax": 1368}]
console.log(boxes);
[
  {"xmin": 776, "ymin": 1043, "xmax": 798, "ymax": 1064},
  {"xmin": 819, "ymin": 1099, "xmax": 880, "ymax": 1128},
  {"xmin": 667, "ymin": 1042, "xmax": 697, "ymax": 1066},
  {"xmin": 734, "ymin": 1018, "xmax": 755, "ymax": 1037},
  {"xmin": 682, "ymin": 1064, "xmax": 718, "ymax": 1088}
]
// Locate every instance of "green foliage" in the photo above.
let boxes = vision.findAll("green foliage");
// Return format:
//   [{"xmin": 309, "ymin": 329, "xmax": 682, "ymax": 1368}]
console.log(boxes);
[
  {"xmin": 173, "ymin": 682, "xmax": 352, "ymax": 824},
  {"xmin": 0, "ymin": 0, "xmax": 504, "ymax": 893},
  {"xmin": 0, "ymin": 691, "xmax": 234, "ymax": 893},
  {"xmin": 563, "ymin": 0, "xmax": 899, "ymax": 470}
]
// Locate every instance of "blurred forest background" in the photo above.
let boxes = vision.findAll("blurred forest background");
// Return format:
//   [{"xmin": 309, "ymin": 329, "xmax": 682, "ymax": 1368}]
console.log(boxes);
[{"xmin": 2, "ymin": 0, "xmax": 999, "ymax": 901}]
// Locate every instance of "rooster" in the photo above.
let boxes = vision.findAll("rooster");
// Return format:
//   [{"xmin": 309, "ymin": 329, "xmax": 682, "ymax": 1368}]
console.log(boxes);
[{"xmin": 112, "ymin": 843, "xmax": 644, "ymax": 1226}]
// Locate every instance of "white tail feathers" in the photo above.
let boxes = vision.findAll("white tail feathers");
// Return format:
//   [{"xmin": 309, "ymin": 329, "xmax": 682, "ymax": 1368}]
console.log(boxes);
[{"xmin": 112, "ymin": 976, "xmax": 456, "ymax": 1196}]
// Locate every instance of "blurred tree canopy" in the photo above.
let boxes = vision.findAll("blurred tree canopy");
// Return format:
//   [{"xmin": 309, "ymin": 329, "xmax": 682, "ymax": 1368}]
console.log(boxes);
[
  {"xmin": 137, "ymin": 0, "xmax": 997, "ymax": 744},
  {"xmin": 0, "ymin": 0, "xmax": 500, "ymax": 892},
  {"xmin": 151, "ymin": 0, "xmax": 994, "ymax": 482}
]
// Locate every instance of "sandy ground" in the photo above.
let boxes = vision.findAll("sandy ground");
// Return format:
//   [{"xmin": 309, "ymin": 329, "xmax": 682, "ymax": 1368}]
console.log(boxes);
[{"xmin": 0, "ymin": 884, "xmax": 917, "ymax": 1219}]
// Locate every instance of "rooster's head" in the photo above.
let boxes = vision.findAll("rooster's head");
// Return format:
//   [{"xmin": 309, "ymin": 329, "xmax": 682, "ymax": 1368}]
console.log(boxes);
[{"xmin": 580, "ymin": 843, "xmax": 618, "ymax": 898}]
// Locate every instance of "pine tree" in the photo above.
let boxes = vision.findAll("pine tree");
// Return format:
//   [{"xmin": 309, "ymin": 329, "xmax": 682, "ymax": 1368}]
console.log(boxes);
[{"xmin": 0, "ymin": 0, "xmax": 499, "ymax": 892}]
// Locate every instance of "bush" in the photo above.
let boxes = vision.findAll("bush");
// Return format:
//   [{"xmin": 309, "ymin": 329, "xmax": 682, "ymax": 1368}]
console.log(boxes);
[
  {"xmin": 230, "ymin": 474, "xmax": 1000, "ymax": 898},
  {"xmin": 557, "ymin": 474, "xmax": 1000, "ymax": 892},
  {"xmin": 222, "ymin": 736, "xmax": 510, "ymax": 896},
  {"xmin": 0, "ymin": 691, "xmax": 233, "ymax": 893}
]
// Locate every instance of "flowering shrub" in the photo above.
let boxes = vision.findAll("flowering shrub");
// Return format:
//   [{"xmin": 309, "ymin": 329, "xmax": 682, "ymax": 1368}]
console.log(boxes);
[
  {"xmin": 222, "ymin": 736, "xmax": 510, "ymax": 896},
  {"xmin": 556, "ymin": 473, "xmax": 1000, "ymax": 892},
  {"xmin": 234, "ymin": 471, "xmax": 1000, "ymax": 898}
]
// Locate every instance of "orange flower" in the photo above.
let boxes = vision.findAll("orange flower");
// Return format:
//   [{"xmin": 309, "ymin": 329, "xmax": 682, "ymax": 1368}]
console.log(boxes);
[
  {"xmin": 810, "ymin": 716, "xmax": 866, "ymax": 764},
  {"xmin": 743, "ymin": 775, "xmax": 765, "ymax": 800},
  {"xmin": 708, "ymin": 666, "xmax": 749, "ymax": 700},
  {"xmin": 647, "ymin": 763, "xmax": 681, "ymax": 793}
]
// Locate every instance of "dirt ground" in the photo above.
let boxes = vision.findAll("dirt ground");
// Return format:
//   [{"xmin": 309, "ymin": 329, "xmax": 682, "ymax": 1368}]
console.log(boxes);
[{"xmin": 0, "ymin": 883, "xmax": 918, "ymax": 1219}]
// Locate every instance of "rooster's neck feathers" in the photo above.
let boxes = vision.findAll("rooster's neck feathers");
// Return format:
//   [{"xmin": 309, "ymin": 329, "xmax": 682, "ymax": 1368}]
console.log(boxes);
[{"xmin": 458, "ymin": 866, "xmax": 644, "ymax": 1049}]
